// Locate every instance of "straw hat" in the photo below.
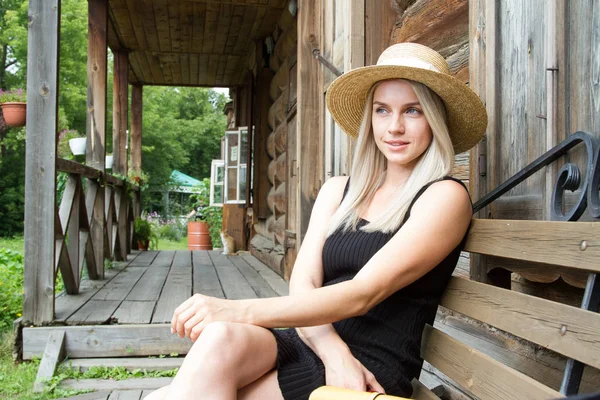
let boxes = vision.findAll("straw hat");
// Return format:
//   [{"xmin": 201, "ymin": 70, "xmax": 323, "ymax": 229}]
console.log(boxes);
[{"xmin": 326, "ymin": 42, "xmax": 487, "ymax": 154}]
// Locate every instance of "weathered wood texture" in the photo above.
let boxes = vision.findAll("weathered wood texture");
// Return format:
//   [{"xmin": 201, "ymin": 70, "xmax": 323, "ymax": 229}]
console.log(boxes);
[
  {"xmin": 442, "ymin": 276, "xmax": 600, "ymax": 370},
  {"xmin": 113, "ymin": 50, "xmax": 129, "ymax": 175},
  {"xmin": 108, "ymin": 0, "xmax": 286, "ymax": 86},
  {"xmin": 422, "ymin": 326, "xmax": 562, "ymax": 400},
  {"xmin": 34, "ymin": 330, "xmax": 66, "ymax": 392},
  {"xmin": 464, "ymin": 219, "xmax": 600, "ymax": 272},
  {"xmin": 24, "ymin": 251, "xmax": 287, "ymax": 359},
  {"xmin": 87, "ymin": 0, "xmax": 109, "ymax": 280},
  {"xmin": 23, "ymin": 0, "xmax": 61, "ymax": 325},
  {"xmin": 130, "ymin": 85, "xmax": 143, "ymax": 177},
  {"xmin": 297, "ymin": 0, "xmax": 323, "ymax": 246}
]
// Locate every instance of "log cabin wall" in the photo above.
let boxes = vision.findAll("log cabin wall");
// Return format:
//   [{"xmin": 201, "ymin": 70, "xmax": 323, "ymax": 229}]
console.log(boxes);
[{"xmin": 247, "ymin": 8, "xmax": 297, "ymax": 276}]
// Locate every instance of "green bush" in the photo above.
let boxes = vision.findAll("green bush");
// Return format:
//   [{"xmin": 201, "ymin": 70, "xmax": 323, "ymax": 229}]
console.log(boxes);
[
  {"xmin": 157, "ymin": 220, "xmax": 186, "ymax": 242},
  {"xmin": 0, "ymin": 249, "xmax": 23, "ymax": 330}
]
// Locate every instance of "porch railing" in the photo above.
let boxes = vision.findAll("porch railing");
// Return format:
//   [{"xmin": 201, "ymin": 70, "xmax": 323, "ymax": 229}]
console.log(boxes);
[{"xmin": 55, "ymin": 158, "xmax": 140, "ymax": 294}]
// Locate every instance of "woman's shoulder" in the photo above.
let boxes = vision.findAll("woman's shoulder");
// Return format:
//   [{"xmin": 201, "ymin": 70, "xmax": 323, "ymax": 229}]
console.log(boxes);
[
  {"xmin": 314, "ymin": 176, "xmax": 351, "ymax": 209},
  {"xmin": 411, "ymin": 177, "xmax": 472, "ymax": 216}
]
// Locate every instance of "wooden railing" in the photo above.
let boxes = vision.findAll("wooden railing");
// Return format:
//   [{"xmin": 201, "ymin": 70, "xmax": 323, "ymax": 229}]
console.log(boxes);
[{"xmin": 55, "ymin": 158, "xmax": 140, "ymax": 294}]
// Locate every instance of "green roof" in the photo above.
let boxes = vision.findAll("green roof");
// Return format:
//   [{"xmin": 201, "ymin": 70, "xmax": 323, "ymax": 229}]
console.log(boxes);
[{"xmin": 169, "ymin": 170, "xmax": 202, "ymax": 187}]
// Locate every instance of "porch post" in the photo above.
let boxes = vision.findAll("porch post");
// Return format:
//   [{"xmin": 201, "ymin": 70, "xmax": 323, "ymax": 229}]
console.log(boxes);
[
  {"xmin": 113, "ymin": 51, "xmax": 129, "ymax": 175},
  {"xmin": 23, "ymin": 0, "xmax": 61, "ymax": 325},
  {"xmin": 87, "ymin": 0, "xmax": 108, "ymax": 278},
  {"xmin": 113, "ymin": 50, "xmax": 129, "ymax": 260},
  {"xmin": 131, "ymin": 84, "xmax": 143, "ymax": 223}
]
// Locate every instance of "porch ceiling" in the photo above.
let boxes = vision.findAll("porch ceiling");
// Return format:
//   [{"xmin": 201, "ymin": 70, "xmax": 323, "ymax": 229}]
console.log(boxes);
[{"xmin": 107, "ymin": 0, "xmax": 287, "ymax": 87}]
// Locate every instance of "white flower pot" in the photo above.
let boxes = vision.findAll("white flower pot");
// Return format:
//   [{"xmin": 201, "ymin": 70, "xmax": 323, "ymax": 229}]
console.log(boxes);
[
  {"xmin": 105, "ymin": 155, "xmax": 113, "ymax": 169},
  {"xmin": 69, "ymin": 137, "xmax": 87, "ymax": 156}
]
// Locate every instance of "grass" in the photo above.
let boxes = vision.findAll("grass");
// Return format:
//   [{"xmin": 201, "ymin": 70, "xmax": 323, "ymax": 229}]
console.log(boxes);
[
  {"xmin": 0, "ymin": 235, "xmax": 24, "ymax": 253},
  {"xmin": 157, "ymin": 236, "xmax": 189, "ymax": 250},
  {"xmin": 0, "ymin": 235, "xmax": 182, "ymax": 398}
]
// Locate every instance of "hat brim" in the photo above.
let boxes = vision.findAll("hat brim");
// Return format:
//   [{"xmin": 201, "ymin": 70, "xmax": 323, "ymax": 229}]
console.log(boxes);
[{"xmin": 325, "ymin": 65, "xmax": 488, "ymax": 154}]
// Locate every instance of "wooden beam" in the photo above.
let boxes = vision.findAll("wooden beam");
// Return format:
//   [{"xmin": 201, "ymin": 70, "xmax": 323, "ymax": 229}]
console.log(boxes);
[
  {"xmin": 422, "ymin": 326, "xmax": 561, "ymax": 400},
  {"xmin": 464, "ymin": 219, "xmax": 600, "ymax": 272},
  {"xmin": 442, "ymin": 276, "xmax": 600, "ymax": 370},
  {"xmin": 34, "ymin": 331, "xmax": 66, "ymax": 392},
  {"xmin": 130, "ymin": 85, "xmax": 143, "ymax": 175},
  {"xmin": 113, "ymin": 50, "xmax": 129, "ymax": 176},
  {"xmin": 364, "ymin": 0, "xmax": 395, "ymax": 65},
  {"xmin": 87, "ymin": 0, "xmax": 109, "ymax": 279},
  {"xmin": 23, "ymin": 324, "xmax": 193, "ymax": 359},
  {"xmin": 296, "ymin": 0, "xmax": 323, "ymax": 246},
  {"xmin": 24, "ymin": 0, "xmax": 61, "ymax": 325}
]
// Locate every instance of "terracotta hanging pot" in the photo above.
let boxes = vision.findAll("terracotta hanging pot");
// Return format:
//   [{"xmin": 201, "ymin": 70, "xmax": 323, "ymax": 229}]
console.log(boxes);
[{"xmin": 1, "ymin": 102, "xmax": 26, "ymax": 127}]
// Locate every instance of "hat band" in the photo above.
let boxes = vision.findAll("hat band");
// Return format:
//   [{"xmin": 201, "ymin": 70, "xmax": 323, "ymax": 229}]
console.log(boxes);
[{"xmin": 377, "ymin": 57, "xmax": 440, "ymax": 73}]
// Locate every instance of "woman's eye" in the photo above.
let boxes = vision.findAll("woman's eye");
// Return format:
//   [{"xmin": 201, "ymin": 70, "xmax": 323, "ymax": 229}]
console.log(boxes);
[
  {"xmin": 406, "ymin": 107, "xmax": 422, "ymax": 115},
  {"xmin": 375, "ymin": 107, "xmax": 387, "ymax": 114}
]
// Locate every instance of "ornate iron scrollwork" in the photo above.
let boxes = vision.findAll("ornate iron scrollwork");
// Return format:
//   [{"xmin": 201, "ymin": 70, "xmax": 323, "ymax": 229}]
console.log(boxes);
[{"xmin": 473, "ymin": 131, "xmax": 598, "ymax": 221}]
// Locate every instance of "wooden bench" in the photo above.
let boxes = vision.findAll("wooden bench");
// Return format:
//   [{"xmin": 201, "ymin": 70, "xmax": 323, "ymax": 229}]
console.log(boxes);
[
  {"xmin": 311, "ymin": 219, "xmax": 600, "ymax": 400},
  {"xmin": 311, "ymin": 132, "xmax": 600, "ymax": 400}
]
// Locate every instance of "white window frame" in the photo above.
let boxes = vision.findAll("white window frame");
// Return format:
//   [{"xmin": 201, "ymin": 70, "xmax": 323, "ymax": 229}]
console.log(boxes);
[{"xmin": 210, "ymin": 159, "xmax": 225, "ymax": 207}]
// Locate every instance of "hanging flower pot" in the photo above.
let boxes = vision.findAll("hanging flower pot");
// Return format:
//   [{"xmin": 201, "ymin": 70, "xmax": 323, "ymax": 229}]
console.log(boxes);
[
  {"xmin": 0, "ymin": 102, "xmax": 26, "ymax": 127},
  {"xmin": 69, "ymin": 137, "xmax": 87, "ymax": 156}
]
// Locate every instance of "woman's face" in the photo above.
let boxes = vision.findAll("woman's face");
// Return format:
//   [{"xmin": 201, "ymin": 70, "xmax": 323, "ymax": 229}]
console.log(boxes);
[{"xmin": 371, "ymin": 80, "xmax": 433, "ymax": 169}]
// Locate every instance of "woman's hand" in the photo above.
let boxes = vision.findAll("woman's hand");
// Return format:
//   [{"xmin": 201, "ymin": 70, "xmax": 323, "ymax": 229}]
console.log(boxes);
[
  {"xmin": 321, "ymin": 348, "xmax": 385, "ymax": 393},
  {"xmin": 170, "ymin": 294, "xmax": 246, "ymax": 342}
]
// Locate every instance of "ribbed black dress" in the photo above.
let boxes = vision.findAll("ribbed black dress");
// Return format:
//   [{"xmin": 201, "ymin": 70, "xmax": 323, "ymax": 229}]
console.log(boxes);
[{"xmin": 271, "ymin": 177, "xmax": 469, "ymax": 400}]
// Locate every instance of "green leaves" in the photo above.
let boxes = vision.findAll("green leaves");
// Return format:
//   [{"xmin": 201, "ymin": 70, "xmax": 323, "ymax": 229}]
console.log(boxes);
[{"xmin": 0, "ymin": 248, "xmax": 24, "ymax": 329}]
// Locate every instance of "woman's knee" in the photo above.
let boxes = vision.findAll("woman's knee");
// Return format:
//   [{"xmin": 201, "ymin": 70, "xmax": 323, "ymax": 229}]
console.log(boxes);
[{"xmin": 189, "ymin": 321, "xmax": 251, "ymax": 365}]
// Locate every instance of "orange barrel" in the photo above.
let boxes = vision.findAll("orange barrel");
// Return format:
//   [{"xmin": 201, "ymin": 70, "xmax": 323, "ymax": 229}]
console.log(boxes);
[{"xmin": 187, "ymin": 221, "xmax": 213, "ymax": 250}]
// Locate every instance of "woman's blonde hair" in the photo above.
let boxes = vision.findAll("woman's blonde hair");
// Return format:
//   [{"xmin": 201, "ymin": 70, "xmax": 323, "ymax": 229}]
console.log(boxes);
[{"xmin": 327, "ymin": 79, "xmax": 455, "ymax": 235}]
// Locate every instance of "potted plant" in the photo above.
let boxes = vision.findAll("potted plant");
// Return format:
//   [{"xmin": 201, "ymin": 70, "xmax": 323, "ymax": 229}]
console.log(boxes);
[
  {"xmin": 68, "ymin": 132, "xmax": 87, "ymax": 156},
  {"xmin": 0, "ymin": 88, "xmax": 26, "ymax": 127},
  {"xmin": 134, "ymin": 216, "xmax": 158, "ymax": 250},
  {"xmin": 58, "ymin": 129, "xmax": 83, "ymax": 159},
  {"xmin": 105, "ymin": 153, "xmax": 114, "ymax": 170}
]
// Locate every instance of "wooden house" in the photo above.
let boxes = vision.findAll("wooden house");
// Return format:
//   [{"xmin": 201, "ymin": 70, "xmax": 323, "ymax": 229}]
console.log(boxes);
[{"xmin": 20, "ymin": 0, "xmax": 599, "ymax": 396}]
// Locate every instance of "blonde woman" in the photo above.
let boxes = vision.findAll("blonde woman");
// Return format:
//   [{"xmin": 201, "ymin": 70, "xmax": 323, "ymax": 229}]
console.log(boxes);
[{"xmin": 146, "ymin": 42, "xmax": 487, "ymax": 400}]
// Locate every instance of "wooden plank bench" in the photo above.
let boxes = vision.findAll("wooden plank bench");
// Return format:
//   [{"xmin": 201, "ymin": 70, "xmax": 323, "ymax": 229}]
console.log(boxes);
[{"xmin": 311, "ymin": 219, "xmax": 600, "ymax": 400}]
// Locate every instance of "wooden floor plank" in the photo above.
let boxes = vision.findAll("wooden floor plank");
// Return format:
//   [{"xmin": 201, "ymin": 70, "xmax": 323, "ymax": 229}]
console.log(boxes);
[
  {"xmin": 128, "ymin": 251, "xmax": 158, "ymax": 267},
  {"xmin": 171, "ymin": 250, "xmax": 192, "ymax": 268},
  {"xmin": 55, "ymin": 391, "xmax": 112, "ymax": 400},
  {"xmin": 149, "ymin": 251, "xmax": 175, "ymax": 268},
  {"xmin": 108, "ymin": 390, "xmax": 143, "ymax": 400},
  {"xmin": 152, "ymin": 252, "xmax": 192, "ymax": 323},
  {"xmin": 192, "ymin": 251, "xmax": 225, "ymax": 298},
  {"xmin": 55, "ymin": 264, "xmax": 125, "ymax": 322},
  {"xmin": 229, "ymin": 256, "xmax": 278, "ymax": 298},
  {"xmin": 126, "ymin": 267, "xmax": 169, "ymax": 301},
  {"xmin": 34, "ymin": 330, "xmax": 66, "ymax": 392},
  {"xmin": 67, "ymin": 300, "xmax": 121, "ymax": 324},
  {"xmin": 92, "ymin": 267, "xmax": 146, "ymax": 301},
  {"xmin": 113, "ymin": 301, "xmax": 155, "ymax": 324},
  {"xmin": 208, "ymin": 250, "xmax": 235, "ymax": 267},
  {"xmin": 23, "ymin": 324, "xmax": 192, "ymax": 359},
  {"xmin": 214, "ymin": 263, "xmax": 257, "ymax": 300},
  {"xmin": 241, "ymin": 254, "xmax": 289, "ymax": 295},
  {"xmin": 60, "ymin": 378, "xmax": 172, "ymax": 391},
  {"xmin": 65, "ymin": 357, "xmax": 183, "ymax": 371},
  {"xmin": 141, "ymin": 390, "xmax": 154, "ymax": 399}
]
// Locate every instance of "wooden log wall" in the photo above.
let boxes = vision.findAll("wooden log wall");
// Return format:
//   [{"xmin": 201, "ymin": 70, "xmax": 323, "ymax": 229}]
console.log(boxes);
[{"xmin": 248, "ymin": 9, "xmax": 297, "ymax": 277}]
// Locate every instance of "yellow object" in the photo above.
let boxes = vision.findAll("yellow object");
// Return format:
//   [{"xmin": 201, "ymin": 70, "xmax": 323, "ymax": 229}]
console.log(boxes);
[{"xmin": 309, "ymin": 386, "xmax": 412, "ymax": 400}]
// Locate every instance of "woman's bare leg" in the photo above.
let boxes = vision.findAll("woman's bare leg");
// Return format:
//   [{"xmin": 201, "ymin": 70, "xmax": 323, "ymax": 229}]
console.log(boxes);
[
  {"xmin": 144, "ymin": 321, "xmax": 282, "ymax": 400},
  {"xmin": 238, "ymin": 370, "xmax": 283, "ymax": 400}
]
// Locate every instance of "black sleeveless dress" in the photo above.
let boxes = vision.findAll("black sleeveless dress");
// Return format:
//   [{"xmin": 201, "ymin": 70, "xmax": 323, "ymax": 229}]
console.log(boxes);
[{"xmin": 271, "ymin": 177, "xmax": 470, "ymax": 399}]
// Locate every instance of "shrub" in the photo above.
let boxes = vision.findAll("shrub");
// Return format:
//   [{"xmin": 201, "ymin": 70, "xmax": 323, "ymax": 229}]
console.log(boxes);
[
  {"xmin": 0, "ymin": 249, "xmax": 23, "ymax": 330},
  {"xmin": 0, "ymin": 88, "xmax": 26, "ymax": 103}
]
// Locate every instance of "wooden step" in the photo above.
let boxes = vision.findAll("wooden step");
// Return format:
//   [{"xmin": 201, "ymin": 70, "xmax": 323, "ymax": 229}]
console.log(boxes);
[{"xmin": 64, "ymin": 357, "xmax": 183, "ymax": 371}]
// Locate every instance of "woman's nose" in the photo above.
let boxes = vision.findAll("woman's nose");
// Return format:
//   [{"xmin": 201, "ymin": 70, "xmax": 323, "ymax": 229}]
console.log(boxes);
[{"xmin": 387, "ymin": 113, "xmax": 404, "ymax": 134}]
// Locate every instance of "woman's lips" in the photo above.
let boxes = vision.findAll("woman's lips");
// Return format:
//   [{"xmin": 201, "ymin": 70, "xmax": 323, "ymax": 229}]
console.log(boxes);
[{"xmin": 385, "ymin": 140, "xmax": 409, "ymax": 150}]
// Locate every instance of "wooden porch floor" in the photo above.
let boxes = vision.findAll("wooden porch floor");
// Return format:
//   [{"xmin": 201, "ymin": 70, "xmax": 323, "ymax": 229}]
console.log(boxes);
[
  {"xmin": 55, "ymin": 250, "xmax": 289, "ymax": 326},
  {"xmin": 22, "ymin": 250, "xmax": 288, "ymax": 398}
]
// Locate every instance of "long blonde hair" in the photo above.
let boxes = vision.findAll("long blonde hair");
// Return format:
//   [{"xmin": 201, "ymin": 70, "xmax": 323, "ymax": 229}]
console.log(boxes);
[{"xmin": 327, "ymin": 79, "xmax": 455, "ymax": 235}]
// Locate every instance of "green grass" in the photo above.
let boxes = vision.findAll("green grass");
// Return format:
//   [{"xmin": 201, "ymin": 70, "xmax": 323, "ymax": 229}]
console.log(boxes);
[
  {"xmin": 0, "ymin": 236, "xmax": 24, "ymax": 253},
  {"xmin": 157, "ymin": 236, "xmax": 189, "ymax": 250}
]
